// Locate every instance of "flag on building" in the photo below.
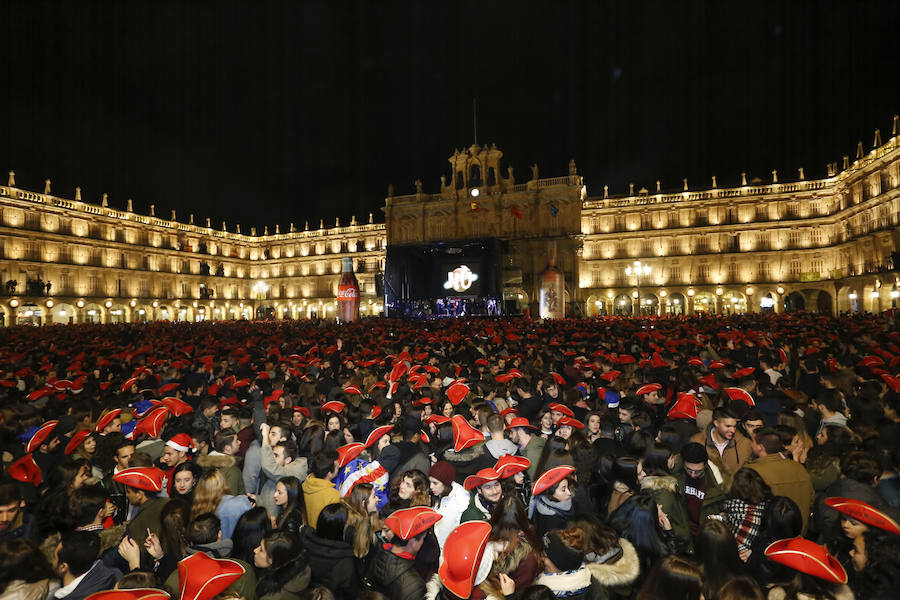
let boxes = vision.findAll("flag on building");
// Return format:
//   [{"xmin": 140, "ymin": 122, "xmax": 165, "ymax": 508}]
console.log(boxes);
[
  {"xmin": 470, "ymin": 201, "xmax": 482, "ymax": 212},
  {"xmin": 509, "ymin": 204, "xmax": 523, "ymax": 219}
]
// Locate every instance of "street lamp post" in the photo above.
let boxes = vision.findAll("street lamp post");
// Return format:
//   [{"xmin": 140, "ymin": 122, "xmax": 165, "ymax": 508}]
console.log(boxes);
[{"xmin": 624, "ymin": 260, "xmax": 651, "ymax": 316}]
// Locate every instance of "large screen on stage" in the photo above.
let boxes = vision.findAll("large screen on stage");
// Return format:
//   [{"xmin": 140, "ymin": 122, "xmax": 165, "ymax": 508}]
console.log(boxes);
[{"xmin": 384, "ymin": 239, "xmax": 504, "ymax": 305}]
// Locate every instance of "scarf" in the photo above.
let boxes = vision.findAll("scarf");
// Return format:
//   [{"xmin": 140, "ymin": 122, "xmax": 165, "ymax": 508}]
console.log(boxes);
[{"xmin": 529, "ymin": 494, "xmax": 574, "ymax": 519}]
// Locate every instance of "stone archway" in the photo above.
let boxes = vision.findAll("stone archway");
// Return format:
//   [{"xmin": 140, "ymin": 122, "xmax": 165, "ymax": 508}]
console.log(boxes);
[
  {"xmin": 667, "ymin": 292, "xmax": 686, "ymax": 316},
  {"xmin": 613, "ymin": 294, "xmax": 632, "ymax": 316},
  {"xmin": 815, "ymin": 290, "xmax": 833, "ymax": 314},
  {"xmin": 48, "ymin": 303, "xmax": 76, "ymax": 324},
  {"xmin": 84, "ymin": 303, "xmax": 104, "ymax": 324},
  {"xmin": 784, "ymin": 292, "xmax": 806, "ymax": 312},
  {"xmin": 109, "ymin": 305, "xmax": 128, "ymax": 324}
]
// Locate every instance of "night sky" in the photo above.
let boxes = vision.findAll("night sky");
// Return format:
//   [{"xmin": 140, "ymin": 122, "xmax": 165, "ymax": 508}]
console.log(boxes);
[{"xmin": 2, "ymin": 1, "xmax": 898, "ymax": 233}]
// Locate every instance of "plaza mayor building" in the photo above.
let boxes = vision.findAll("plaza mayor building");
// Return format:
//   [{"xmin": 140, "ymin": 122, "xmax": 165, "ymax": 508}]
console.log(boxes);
[{"xmin": 0, "ymin": 116, "xmax": 898, "ymax": 325}]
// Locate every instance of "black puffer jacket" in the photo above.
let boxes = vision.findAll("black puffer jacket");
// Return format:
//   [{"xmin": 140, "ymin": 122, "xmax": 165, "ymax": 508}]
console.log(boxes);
[
  {"xmin": 300, "ymin": 526, "xmax": 360, "ymax": 600},
  {"xmin": 367, "ymin": 544, "xmax": 425, "ymax": 600}
]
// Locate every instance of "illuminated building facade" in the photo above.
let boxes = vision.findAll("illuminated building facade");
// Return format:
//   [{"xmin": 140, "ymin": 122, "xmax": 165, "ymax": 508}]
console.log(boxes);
[{"xmin": 1, "ymin": 117, "xmax": 898, "ymax": 325}]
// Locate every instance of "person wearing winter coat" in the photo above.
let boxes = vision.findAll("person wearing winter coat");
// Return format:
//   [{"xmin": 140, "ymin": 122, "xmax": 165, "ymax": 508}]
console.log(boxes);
[
  {"xmin": 529, "ymin": 466, "xmax": 577, "ymax": 538},
  {"xmin": 46, "ymin": 532, "xmax": 122, "ymax": 600},
  {"xmin": 0, "ymin": 539, "xmax": 53, "ymax": 600},
  {"xmin": 368, "ymin": 506, "xmax": 443, "ymax": 600},
  {"xmin": 302, "ymin": 450, "xmax": 341, "ymax": 533},
  {"xmin": 460, "ymin": 468, "xmax": 503, "ymax": 523},
  {"xmin": 569, "ymin": 515, "xmax": 641, "ymax": 597},
  {"xmin": 428, "ymin": 462, "xmax": 471, "ymax": 548},
  {"xmin": 534, "ymin": 527, "xmax": 608, "ymax": 600},
  {"xmin": 300, "ymin": 503, "xmax": 361, "ymax": 600}
]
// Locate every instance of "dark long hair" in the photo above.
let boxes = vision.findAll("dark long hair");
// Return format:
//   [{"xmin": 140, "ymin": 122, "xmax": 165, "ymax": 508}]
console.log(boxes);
[
  {"xmin": 275, "ymin": 476, "xmax": 303, "ymax": 530},
  {"xmin": 231, "ymin": 507, "xmax": 272, "ymax": 565},
  {"xmin": 255, "ymin": 531, "xmax": 308, "ymax": 597},
  {"xmin": 316, "ymin": 503, "xmax": 348, "ymax": 541},
  {"xmin": 489, "ymin": 494, "xmax": 541, "ymax": 552},
  {"xmin": 696, "ymin": 519, "xmax": 746, "ymax": 599},
  {"xmin": 609, "ymin": 492, "xmax": 670, "ymax": 574},
  {"xmin": 171, "ymin": 461, "xmax": 203, "ymax": 503},
  {"xmin": 158, "ymin": 498, "xmax": 190, "ymax": 560},
  {"xmin": 635, "ymin": 555, "xmax": 702, "ymax": 600}
]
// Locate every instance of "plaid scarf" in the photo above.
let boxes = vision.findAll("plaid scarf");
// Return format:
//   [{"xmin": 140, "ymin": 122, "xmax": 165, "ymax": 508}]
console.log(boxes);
[{"xmin": 723, "ymin": 498, "xmax": 768, "ymax": 561}]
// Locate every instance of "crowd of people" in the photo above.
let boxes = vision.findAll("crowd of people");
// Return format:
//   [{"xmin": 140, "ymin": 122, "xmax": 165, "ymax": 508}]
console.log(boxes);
[{"xmin": 1, "ymin": 312, "xmax": 900, "ymax": 600}]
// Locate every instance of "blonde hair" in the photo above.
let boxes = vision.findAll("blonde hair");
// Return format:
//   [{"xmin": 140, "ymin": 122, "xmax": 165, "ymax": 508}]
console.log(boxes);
[
  {"xmin": 344, "ymin": 485, "xmax": 381, "ymax": 559},
  {"xmin": 190, "ymin": 469, "xmax": 228, "ymax": 521}
]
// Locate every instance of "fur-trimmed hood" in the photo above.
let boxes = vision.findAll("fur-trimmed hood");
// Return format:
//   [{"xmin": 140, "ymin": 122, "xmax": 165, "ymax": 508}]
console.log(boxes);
[
  {"xmin": 640, "ymin": 475, "xmax": 678, "ymax": 493},
  {"xmin": 196, "ymin": 452, "xmax": 238, "ymax": 469},
  {"xmin": 585, "ymin": 538, "xmax": 640, "ymax": 587},
  {"xmin": 535, "ymin": 565, "xmax": 592, "ymax": 594}
]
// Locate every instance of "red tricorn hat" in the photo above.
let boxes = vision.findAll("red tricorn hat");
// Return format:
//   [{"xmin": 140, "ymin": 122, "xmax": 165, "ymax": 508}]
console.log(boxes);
[
  {"xmin": 9, "ymin": 454, "xmax": 42, "ymax": 486},
  {"xmin": 438, "ymin": 521, "xmax": 492, "ymax": 599},
  {"xmin": 337, "ymin": 442, "xmax": 365, "ymax": 468},
  {"xmin": 165, "ymin": 433, "xmax": 193, "ymax": 453},
  {"xmin": 160, "ymin": 397, "xmax": 193, "ymax": 417},
  {"xmin": 668, "ymin": 393, "xmax": 700, "ymax": 420},
  {"xmin": 698, "ymin": 374, "xmax": 719, "ymax": 390},
  {"xmin": 158, "ymin": 382, "xmax": 180, "ymax": 394},
  {"xmin": 733, "ymin": 367, "xmax": 756, "ymax": 378},
  {"xmin": 25, "ymin": 420, "xmax": 59, "ymax": 453},
  {"xmin": 532, "ymin": 465, "xmax": 575, "ymax": 496},
  {"xmin": 505, "ymin": 416, "xmax": 536, "ymax": 431},
  {"xmin": 113, "ymin": 467, "xmax": 166, "ymax": 492},
  {"xmin": 85, "ymin": 589, "xmax": 170, "ymax": 600},
  {"xmin": 494, "ymin": 455, "xmax": 530, "ymax": 479},
  {"xmin": 65, "ymin": 429, "xmax": 92, "ymax": 455},
  {"xmin": 343, "ymin": 384, "xmax": 362, "ymax": 395},
  {"xmin": 446, "ymin": 382, "xmax": 470, "ymax": 406},
  {"xmin": 364, "ymin": 425, "xmax": 393, "ymax": 449},
  {"xmin": 600, "ymin": 370, "xmax": 621, "ymax": 383},
  {"xmin": 688, "ymin": 357, "xmax": 705, "ymax": 367},
  {"xmin": 450, "ymin": 415, "xmax": 484, "ymax": 452},
  {"xmin": 95, "ymin": 409, "xmax": 123, "ymax": 433},
  {"xmin": 424, "ymin": 415, "xmax": 451, "ymax": 426},
  {"xmin": 121, "ymin": 377, "xmax": 139, "ymax": 392},
  {"xmin": 178, "ymin": 551, "xmax": 246, "ymax": 600},
  {"xmin": 764, "ymin": 537, "xmax": 847, "ymax": 584},
  {"xmin": 322, "ymin": 401, "xmax": 346, "ymax": 414},
  {"xmin": 548, "ymin": 372, "xmax": 566, "ymax": 385},
  {"xmin": 635, "ymin": 383, "xmax": 662, "ymax": 396},
  {"xmin": 389, "ymin": 363, "xmax": 408, "ymax": 382},
  {"xmin": 135, "ymin": 407, "xmax": 169, "ymax": 438},
  {"xmin": 384, "ymin": 506, "xmax": 443, "ymax": 541},
  {"xmin": 548, "ymin": 402, "xmax": 574, "ymax": 417},
  {"xmin": 724, "ymin": 387, "xmax": 755, "ymax": 406},
  {"xmin": 859, "ymin": 355, "xmax": 885, "ymax": 367},
  {"xmin": 464, "ymin": 467, "xmax": 501, "ymax": 491},
  {"xmin": 825, "ymin": 497, "xmax": 900, "ymax": 535},
  {"xmin": 557, "ymin": 416, "xmax": 585, "ymax": 430}
]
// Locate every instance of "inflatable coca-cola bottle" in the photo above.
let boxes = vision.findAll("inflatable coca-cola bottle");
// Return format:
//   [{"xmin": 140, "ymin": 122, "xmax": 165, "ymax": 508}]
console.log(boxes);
[{"xmin": 337, "ymin": 257, "xmax": 360, "ymax": 323}]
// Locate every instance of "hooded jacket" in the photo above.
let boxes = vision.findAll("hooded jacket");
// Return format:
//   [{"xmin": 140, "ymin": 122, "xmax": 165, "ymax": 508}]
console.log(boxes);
[
  {"xmin": 300, "ymin": 526, "xmax": 361, "ymax": 600},
  {"xmin": 640, "ymin": 475, "xmax": 691, "ymax": 553},
  {"xmin": 432, "ymin": 481, "xmax": 470, "ymax": 548},
  {"xmin": 585, "ymin": 538, "xmax": 641, "ymax": 590},
  {"xmin": 301, "ymin": 475, "xmax": 340, "ymax": 532},
  {"xmin": 368, "ymin": 544, "xmax": 425, "ymax": 600},
  {"xmin": 197, "ymin": 452, "xmax": 245, "ymax": 495}
]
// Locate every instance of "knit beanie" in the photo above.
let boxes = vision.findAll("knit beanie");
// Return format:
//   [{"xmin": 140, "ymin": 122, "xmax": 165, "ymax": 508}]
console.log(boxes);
[
  {"xmin": 429, "ymin": 460, "xmax": 456, "ymax": 488},
  {"xmin": 544, "ymin": 531, "xmax": 584, "ymax": 572}
]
